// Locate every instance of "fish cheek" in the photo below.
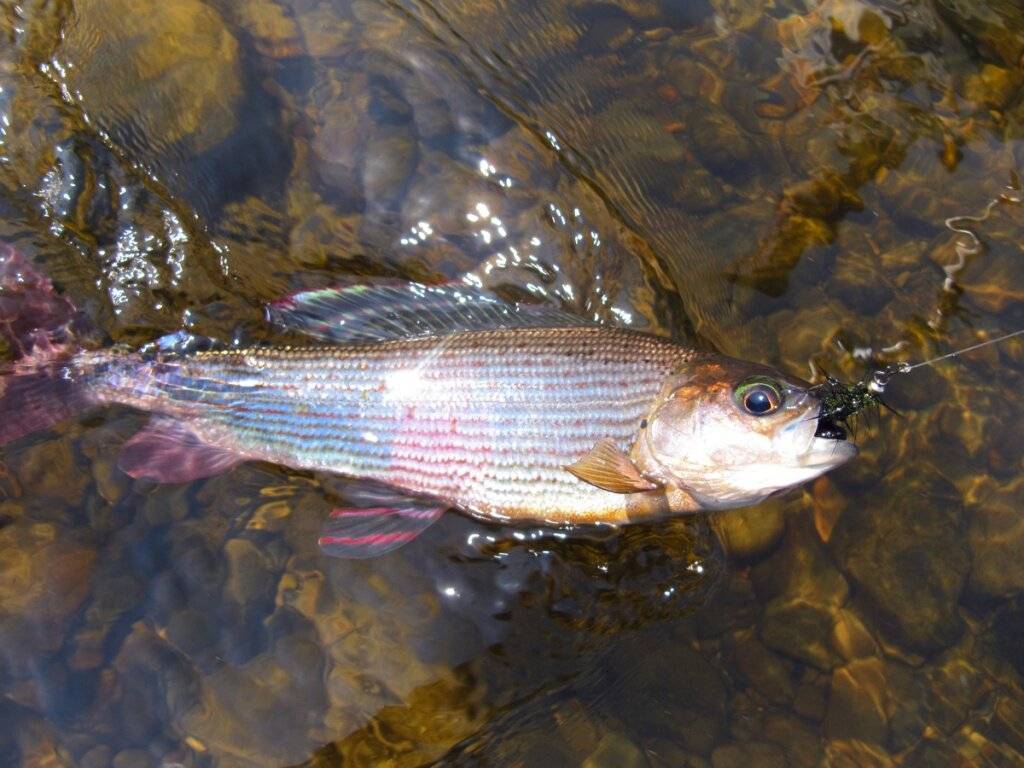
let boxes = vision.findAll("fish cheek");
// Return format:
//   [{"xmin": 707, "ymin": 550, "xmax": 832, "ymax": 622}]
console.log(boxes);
[{"xmin": 645, "ymin": 392, "xmax": 701, "ymax": 470}]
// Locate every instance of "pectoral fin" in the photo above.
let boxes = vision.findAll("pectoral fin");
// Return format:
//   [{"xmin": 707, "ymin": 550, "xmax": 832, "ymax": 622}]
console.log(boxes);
[{"xmin": 565, "ymin": 439, "xmax": 658, "ymax": 494}]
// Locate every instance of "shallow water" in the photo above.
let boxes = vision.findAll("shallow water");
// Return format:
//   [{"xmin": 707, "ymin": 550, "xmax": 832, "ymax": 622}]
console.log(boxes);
[{"xmin": 1, "ymin": 0, "xmax": 1023, "ymax": 765}]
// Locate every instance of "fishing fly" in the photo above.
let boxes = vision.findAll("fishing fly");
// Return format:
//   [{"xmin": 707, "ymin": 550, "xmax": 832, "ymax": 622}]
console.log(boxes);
[{"xmin": 811, "ymin": 327, "xmax": 1024, "ymax": 430}]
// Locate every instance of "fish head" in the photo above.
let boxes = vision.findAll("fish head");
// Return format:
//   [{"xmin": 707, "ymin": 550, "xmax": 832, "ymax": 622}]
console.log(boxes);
[{"xmin": 638, "ymin": 356, "xmax": 857, "ymax": 510}]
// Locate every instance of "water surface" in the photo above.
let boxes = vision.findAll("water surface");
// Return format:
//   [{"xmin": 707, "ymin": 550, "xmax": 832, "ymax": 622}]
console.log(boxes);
[{"xmin": 1, "ymin": 0, "xmax": 1023, "ymax": 765}]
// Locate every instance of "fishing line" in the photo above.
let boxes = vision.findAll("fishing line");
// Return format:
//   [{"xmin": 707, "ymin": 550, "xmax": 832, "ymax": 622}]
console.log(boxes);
[
  {"xmin": 902, "ymin": 327, "xmax": 1024, "ymax": 372},
  {"xmin": 865, "ymin": 326, "xmax": 1024, "ymax": 395}
]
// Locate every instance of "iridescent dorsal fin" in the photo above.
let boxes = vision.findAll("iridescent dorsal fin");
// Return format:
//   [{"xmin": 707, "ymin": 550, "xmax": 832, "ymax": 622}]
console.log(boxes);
[{"xmin": 266, "ymin": 280, "xmax": 592, "ymax": 343}]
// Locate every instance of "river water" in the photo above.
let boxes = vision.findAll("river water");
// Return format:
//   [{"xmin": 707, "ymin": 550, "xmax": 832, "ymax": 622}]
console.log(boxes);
[{"xmin": 1, "ymin": 0, "xmax": 1023, "ymax": 765}]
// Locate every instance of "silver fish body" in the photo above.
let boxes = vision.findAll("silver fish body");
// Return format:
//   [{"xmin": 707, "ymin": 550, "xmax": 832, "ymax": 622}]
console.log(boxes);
[
  {"xmin": 83, "ymin": 326, "xmax": 695, "ymax": 524},
  {"xmin": 0, "ymin": 264, "xmax": 856, "ymax": 547}
]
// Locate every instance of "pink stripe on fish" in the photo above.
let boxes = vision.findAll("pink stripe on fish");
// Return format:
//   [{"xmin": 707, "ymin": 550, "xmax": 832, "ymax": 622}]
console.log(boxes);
[{"xmin": 318, "ymin": 531, "xmax": 419, "ymax": 546}]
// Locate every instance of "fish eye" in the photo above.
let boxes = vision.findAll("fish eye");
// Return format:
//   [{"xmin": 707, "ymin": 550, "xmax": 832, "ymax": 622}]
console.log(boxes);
[{"xmin": 734, "ymin": 377, "xmax": 783, "ymax": 416}]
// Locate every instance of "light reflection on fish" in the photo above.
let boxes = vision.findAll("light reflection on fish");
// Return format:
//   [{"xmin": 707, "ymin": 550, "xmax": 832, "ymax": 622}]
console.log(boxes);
[{"xmin": 0, "ymin": 245, "xmax": 856, "ymax": 558}]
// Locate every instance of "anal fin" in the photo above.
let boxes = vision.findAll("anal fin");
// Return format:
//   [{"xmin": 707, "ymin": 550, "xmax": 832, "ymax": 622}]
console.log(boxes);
[
  {"xmin": 118, "ymin": 418, "xmax": 244, "ymax": 483},
  {"xmin": 318, "ymin": 502, "xmax": 445, "ymax": 559},
  {"xmin": 565, "ymin": 438, "xmax": 657, "ymax": 494}
]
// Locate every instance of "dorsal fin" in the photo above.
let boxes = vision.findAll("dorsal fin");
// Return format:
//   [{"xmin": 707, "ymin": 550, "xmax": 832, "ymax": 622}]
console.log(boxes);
[{"xmin": 265, "ymin": 280, "xmax": 592, "ymax": 343}]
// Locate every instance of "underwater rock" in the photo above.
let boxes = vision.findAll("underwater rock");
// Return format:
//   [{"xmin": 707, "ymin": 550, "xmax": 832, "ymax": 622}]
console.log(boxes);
[
  {"xmin": 732, "ymin": 634, "xmax": 795, "ymax": 705},
  {"xmin": 922, "ymin": 644, "xmax": 991, "ymax": 736},
  {"xmin": 761, "ymin": 712, "xmax": 821, "ymax": 767},
  {"xmin": 964, "ymin": 64, "xmax": 1022, "ymax": 110},
  {"xmin": 224, "ymin": 537, "xmax": 276, "ymax": 607},
  {"xmin": 760, "ymin": 597, "xmax": 837, "ymax": 671},
  {"xmin": 962, "ymin": 251, "xmax": 1024, "ymax": 315},
  {"xmin": 829, "ymin": 465, "xmax": 968, "ymax": 653},
  {"xmin": 9, "ymin": 438, "xmax": 89, "ymax": 510},
  {"xmin": 111, "ymin": 748, "xmax": 153, "ymax": 768},
  {"xmin": 712, "ymin": 500, "xmax": 786, "ymax": 561},
  {"xmin": 934, "ymin": 1, "xmax": 1024, "ymax": 69},
  {"xmin": 672, "ymin": 166, "xmax": 728, "ymax": 215},
  {"xmin": 688, "ymin": 108, "xmax": 755, "ymax": 182},
  {"xmin": 992, "ymin": 695, "xmax": 1024, "ymax": 755},
  {"xmin": 610, "ymin": 638, "xmax": 728, "ymax": 754},
  {"xmin": 361, "ymin": 126, "xmax": 420, "ymax": 213},
  {"xmin": 310, "ymin": 80, "xmax": 371, "ymax": 211},
  {"xmin": 752, "ymin": 516, "xmax": 848, "ymax": 669},
  {"xmin": 294, "ymin": 2, "xmax": 355, "ymax": 58},
  {"xmin": 822, "ymin": 738, "xmax": 895, "ymax": 767},
  {"xmin": 830, "ymin": 608, "xmax": 878, "ymax": 662},
  {"xmin": 0, "ymin": 524, "xmax": 95, "ymax": 657},
  {"xmin": 582, "ymin": 732, "xmax": 647, "ymax": 768},
  {"xmin": 792, "ymin": 671, "xmax": 829, "ymax": 722},
  {"xmin": 831, "ymin": 251, "xmax": 893, "ymax": 315},
  {"xmin": 824, "ymin": 657, "xmax": 889, "ymax": 746},
  {"xmin": 79, "ymin": 745, "xmax": 112, "ymax": 768},
  {"xmin": 94, "ymin": 622, "xmax": 202, "ymax": 753},
  {"xmin": 223, "ymin": 0, "xmax": 304, "ymax": 59},
  {"xmin": 964, "ymin": 475, "xmax": 1024, "ymax": 599},
  {"xmin": 61, "ymin": 0, "xmax": 242, "ymax": 154},
  {"xmin": 710, "ymin": 741, "xmax": 786, "ymax": 768}
]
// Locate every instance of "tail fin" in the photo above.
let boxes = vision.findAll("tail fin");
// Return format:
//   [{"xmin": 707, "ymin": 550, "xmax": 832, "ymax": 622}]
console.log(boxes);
[{"xmin": 0, "ymin": 243, "xmax": 90, "ymax": 444}]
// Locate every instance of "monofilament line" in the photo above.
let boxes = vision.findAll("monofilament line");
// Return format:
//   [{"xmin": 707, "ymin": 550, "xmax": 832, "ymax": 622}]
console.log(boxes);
[{"xmin": 904, "ymin": 327, "xmax": 1024, "ymax": 372}]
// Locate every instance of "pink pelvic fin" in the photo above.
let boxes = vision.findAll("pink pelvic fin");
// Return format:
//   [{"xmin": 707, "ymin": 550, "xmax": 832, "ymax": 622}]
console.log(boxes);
[
  {"xmin": 118, "ymin": 418, "xmax": 243, "ymax": 483},
  {"xmin": 318, "ymin": 503, "xmax": 445, "ymax": 559}
]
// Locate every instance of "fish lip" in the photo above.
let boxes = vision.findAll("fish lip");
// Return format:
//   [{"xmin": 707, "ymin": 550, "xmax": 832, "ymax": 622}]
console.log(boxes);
[
  {"xmin": 814, "ymin": 405, "xmax": 847, "ymax": 441},
  {"xmin": 801, "ymin": 435, "xmax": 858, "ymax": 469}
]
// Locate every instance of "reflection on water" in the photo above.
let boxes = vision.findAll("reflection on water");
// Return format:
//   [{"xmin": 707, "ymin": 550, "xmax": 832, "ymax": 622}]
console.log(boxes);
[{"xmin": 1, "ymin": 0, "xmax": 1023, "ymax": 765}]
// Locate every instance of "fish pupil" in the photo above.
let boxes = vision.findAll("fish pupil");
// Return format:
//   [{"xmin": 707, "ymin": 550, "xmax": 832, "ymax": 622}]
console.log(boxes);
[{"xmin": 744, "ymin": 389, "xmax": 773, "ymax": 414}]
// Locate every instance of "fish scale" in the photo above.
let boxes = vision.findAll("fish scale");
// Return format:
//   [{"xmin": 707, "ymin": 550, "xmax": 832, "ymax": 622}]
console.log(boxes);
[{"xmin": 85, "ymin": 326, "xmax": 693, "ymax": 521}]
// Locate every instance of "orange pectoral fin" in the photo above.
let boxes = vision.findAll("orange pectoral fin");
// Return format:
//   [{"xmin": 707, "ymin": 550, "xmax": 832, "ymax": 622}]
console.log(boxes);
[{"xmin": 565, "ymin": 438, "xmax": 659, "ymax": 494}]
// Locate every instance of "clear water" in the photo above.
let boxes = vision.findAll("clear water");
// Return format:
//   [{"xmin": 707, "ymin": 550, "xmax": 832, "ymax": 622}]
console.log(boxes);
[{"xmin": 1, "ymin": 0, "xmax": 1023, "ymax": 765}]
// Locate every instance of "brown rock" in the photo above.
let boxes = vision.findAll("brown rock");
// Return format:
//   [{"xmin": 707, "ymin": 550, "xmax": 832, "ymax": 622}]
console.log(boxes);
[
  {"xmin": 733, "ymin": 635, "xmax": 795, "ymax": 704},
  {"xmin": 583, "ymin": 733, "xmax": 647, "ymax": 768},
  {"xmin": 822, "ymin": 738, "xmax": 895, "ymax": 767},
  {"xmin": 713, "ymin": 500, "xmax": 786, "ymax": 560},
  {"xmin": 824, "ymin": 658, "xmax": 889, "ymax": 746},
  {"xmin": 0, "ymin": 525, "xmax": 96, "ymax": 654},
  {"xmin": 761, "ymin": 597, "xmax": 837, "ymax": 670},
  {"xmin": 793, "ymin": 671, "xmax": 829, "ymax": 722},
  {"xmin": 762, "ymin": 712, "xmax": 821, "ymax": 767},
  {"xmin": 61, "ymin": 0, "xmax": 242, "ymax": 153},
  {"xmin": 753, "ymin": 517, "xmax": 848, "ymax": 669},
  {"xmin": 992, "ymin": 695, "xmax": 1024, "ymax": 755},
  {"xmin": 711, "ymin": 741, "xmax": 786, "ymax": 768},
  {"xmin": 831, "ymin": 609, "xmax": 878, "ymax": 662},
  {"xmin": 965, "ymin": 476, "xmax": 1024, "ymax": 598},
  {"xmin": 829, "ymin": 465, "xmax": 968, "ymax": 653}
]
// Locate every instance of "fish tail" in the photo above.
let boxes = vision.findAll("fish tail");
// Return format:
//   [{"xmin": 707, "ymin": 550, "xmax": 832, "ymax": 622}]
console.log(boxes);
[{"xmin": 0, "ymin": 242, "xmax": 93, "ymax": 444}]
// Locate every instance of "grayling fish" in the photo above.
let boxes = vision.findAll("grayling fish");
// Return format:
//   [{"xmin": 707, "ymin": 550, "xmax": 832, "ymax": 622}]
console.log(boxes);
[{"xmin": 0, "ymin": 244, "xmax": 855, "ymax": 557}]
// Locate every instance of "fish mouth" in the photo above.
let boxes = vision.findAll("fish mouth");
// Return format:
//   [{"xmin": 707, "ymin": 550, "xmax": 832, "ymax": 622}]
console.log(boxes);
[{"xmin": 814, "ymin": 406, "xmax": 847, "ymax": 441}]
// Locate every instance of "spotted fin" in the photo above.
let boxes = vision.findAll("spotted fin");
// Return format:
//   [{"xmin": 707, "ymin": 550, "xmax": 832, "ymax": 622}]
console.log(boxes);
[
  {"xmin": 118, "ymin": 418, "xmax": 244, "ymax": 483},
  {"xmin": 565, "ymin": 438, "xmax": 658, "ymax": 494},
  {"xmin": 266, "ymin": 280, "xmax": 591, "ymax": 343},
  {"xmin": 318, "ymin": 502, "xmax": 445, "ymax": 559}
]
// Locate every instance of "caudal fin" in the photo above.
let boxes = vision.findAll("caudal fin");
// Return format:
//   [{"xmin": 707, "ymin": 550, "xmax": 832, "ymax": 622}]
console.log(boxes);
[{"xmin": 0, "ymin": 243, "xmax": 90, "ymax": 444}]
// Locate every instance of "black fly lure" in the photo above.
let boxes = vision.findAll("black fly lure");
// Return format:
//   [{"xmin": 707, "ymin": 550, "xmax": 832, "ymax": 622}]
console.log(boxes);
[
  {"xmin": 809, "ymin": 364, "xmax": 907, "ymax": 438},
  {"xmin": 807, "ymin": 328, "xmax": 1024, "ymax": 439}
]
